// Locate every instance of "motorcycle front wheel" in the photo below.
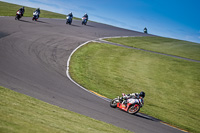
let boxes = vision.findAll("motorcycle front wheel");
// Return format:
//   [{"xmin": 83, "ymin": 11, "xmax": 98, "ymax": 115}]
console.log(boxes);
[
  {"xmin": 110, "ymin": 99, "xmax": 118, "ymax": 108},
  {"xmin": 15, "ymin": 15, "xmax": 19, "ymax": 20},
  {"xmin": 127, "ymin": 104, "xmax": 140, "ymax": 114}
]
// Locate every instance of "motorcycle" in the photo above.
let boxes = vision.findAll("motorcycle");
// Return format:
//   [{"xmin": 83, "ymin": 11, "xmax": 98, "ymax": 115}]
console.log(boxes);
[
  {"xmin": 82, "ymin": 17, "xmax": 87, "ymax": 25},
  {"xmin": 66, "ymin": 16, "xmax": 72, "ymax": 25},
  {"xmin": 110, "ymin": 93, "xmax": 144, "ymax": 114},
  {"xmin": 32, "ymin": 11, "xmax": 39, "ymax": 21},
  {"xmin": 15, "ymin": 10, "xmax": 22, "ymax": 20}
]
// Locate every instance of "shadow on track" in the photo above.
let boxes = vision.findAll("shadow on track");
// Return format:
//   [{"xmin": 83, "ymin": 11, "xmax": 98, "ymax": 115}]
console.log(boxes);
[
  {"xmin": 19, "ymin": 19, "xmax": 33, "ymax": 24},
  {"xmin": 134, "ymin": 113, "xmax": 160, "ymax": 122},
  {"xmin": 85, "ymin": 24, "xmax": 94, "ymax": 27},
  {"xmin": 35, "ymin": 20, "xmax": 49, "ymax": 24},
  {"xmin": 70, "ymin": 24, "xmax": 81, "ymax": 27}
]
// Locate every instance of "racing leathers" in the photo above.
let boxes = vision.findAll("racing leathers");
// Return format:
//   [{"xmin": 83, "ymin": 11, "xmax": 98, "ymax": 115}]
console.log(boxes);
[
  {"xmin": 19, "ymin": 7, "xmax": 25, "ymax": 16},
  {"xmin": 67, "ymin": 12, "xmax": 73, "ymax": 18},
  {"xmin": 35, "ymin": 8, "xmax": 40, "ymax": 18},
  {"xmin": 83, "ymin": 13, "xmax": 88, "ymax": 21},
  {"xmin": 121, "ymin": 93, "xmax": 143, "ymax": 106},
  {"xmin": 67, "ymin": 12, "xmax": 73, "ymax": 22}
]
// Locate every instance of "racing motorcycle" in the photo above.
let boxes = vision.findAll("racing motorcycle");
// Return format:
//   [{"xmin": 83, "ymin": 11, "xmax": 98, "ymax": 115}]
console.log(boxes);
[
  {"xmin": 32, "ymin": 11, "xmax": 39, "ymax": 21},
  {"xmin": 66, "ymin": 16, "xmax": 72, "ymax": 25},
  {"xmin": 15, "ymin": 10, "xmax": 22, "ymax": 20},
  {"xmin": 82, "ymin": 17, "xmax": 87, "ymax": 25},
  {"xmin": 110, "ymin": 93, "xmax": 144, "ymax": 114}
]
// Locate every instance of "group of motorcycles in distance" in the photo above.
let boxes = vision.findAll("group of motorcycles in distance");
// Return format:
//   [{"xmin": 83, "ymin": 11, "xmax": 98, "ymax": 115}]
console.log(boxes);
[
  {"xmin": 15, "ymin": 8, "xmax": 88, "ymax": 25},
  {"xmin": 15, "ymin": 8, "xmax": 40, "ymax": 21},
  {"xmin": 66, "ymin": 15, "xmax": 88, "ymax": 25}
]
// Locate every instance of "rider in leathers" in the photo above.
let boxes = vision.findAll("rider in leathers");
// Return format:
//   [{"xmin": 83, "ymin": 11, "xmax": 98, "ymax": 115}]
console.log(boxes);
[
  {"xmin": 19, "ymin": 7, "xmax": 25, "ymax": 16},
  {"xmin": 121, "ymin": 91, "xmax": 145, "ymax": 105},
  {"xmin": 35, "ymin": 8, "xmax": 41, "ymax": 18},
  {"xmin": 83, "ymin": 13, "xmax": 88, "ymax": 21},
  {"xmin": 67, "ymin": 12, "xmax": 73, "ymax": 23}
]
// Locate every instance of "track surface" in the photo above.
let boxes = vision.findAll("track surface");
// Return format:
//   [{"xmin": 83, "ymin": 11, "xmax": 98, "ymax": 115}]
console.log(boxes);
[{"xmin": 0, "ymin": 17, "xmax": 184, "ymax": 133}]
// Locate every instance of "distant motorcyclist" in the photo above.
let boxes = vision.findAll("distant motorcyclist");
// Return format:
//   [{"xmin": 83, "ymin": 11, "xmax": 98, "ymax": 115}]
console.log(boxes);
[
  {"xmin": 35, "ymin": 8, "xmax": 41, "ymax": 18},
  {"xmin": 83, "ymin": 13, "xmax": 88, "ymax": 21},
  {"xmin": 121, "ymin": 91, "xmax": 145, "ymax": 105},
  {"xmin": 19, "ymin": 6, "xmax": 25, "ymax": 16},
  {"xmin": 144, "ymin": 27, "xmax": 148, "ymax": 34},
  {"xmin": 67, "ymin": 12, "xmax": 73, "ymax": 18},
  {"xmin": 66, "ymin": 12, "xmax": 73, "ymax": 23}
]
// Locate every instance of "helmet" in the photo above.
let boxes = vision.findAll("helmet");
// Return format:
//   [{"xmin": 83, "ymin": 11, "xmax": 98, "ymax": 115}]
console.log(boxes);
[
  {"xmin": 139, "ymin": 91, "xmax": 145, "ymax": 98},
  {"xmin": 22, "ymin": 7, "xmax": 24, "ymax": 9},
  {"xmin": 85, "ymin": 13, "xmax": 87, "ymax": 15}
]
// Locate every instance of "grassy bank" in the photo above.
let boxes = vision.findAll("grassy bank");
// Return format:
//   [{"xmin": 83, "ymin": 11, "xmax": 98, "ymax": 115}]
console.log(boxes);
[
  {"xmin": 0, "ymin": 86, "xmax": 132, "ymax": 133},
  {"xmin": 0, "ymin": 1, "xmax": 80, "ymax": 20},
  {"xmin": 69, "ymin": 42, "xmax": 200, "ymax": 133},
  {"xmin": 105, "ymin": 36, "xmax": 200, "ymax": 61}
]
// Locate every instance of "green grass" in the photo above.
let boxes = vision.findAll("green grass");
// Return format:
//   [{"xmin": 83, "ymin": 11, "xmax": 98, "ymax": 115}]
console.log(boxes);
[
  {"xmin": 0, "ymin": 1, "xmax": 80, "ymax": 20},
  {"xmin": 105, "ymin": 36, "xmax": 200, "ymax": 61},
  {"xmin": 69, "ymin": 42, "xmax": 200, "ymax": 133},
  {"xmin": 0, "ymin": 86, "xmax": 133, "ymax": 133}
]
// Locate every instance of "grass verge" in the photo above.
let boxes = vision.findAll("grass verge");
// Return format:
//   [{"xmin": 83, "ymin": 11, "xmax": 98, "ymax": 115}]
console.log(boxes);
[
  {"xmin": 105, "ymin": 36, "xmax": 200, "ymax": 61},
  {"xmin": 0, "ymin": 1, "xmax": 80, "ymax": 20},
  {"xmin": 0, "ymin": 86, "xmax": 133, "ymax": 133},
  {"xmin": 69, "ymin": 42, "xmax": 200, "ymax": 133}
]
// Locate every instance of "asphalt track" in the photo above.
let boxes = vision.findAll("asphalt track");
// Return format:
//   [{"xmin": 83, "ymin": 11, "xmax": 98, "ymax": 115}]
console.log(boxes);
[{"xmin": 0, "ymin": 17, "xmax": 185, "ymax": 133}]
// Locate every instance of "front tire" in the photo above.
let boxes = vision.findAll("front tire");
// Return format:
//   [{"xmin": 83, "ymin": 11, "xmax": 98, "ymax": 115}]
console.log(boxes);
[
  {"xmin": 127, "ymin": 104, "xmax": 140, "ymax": 114},
  {"xmin": 110, "ymin": 99, "xmax": 118, "ymax": 108},
  {"xmin": 15, "ymin": 15, "xmax": 19, "ymax": 20}
]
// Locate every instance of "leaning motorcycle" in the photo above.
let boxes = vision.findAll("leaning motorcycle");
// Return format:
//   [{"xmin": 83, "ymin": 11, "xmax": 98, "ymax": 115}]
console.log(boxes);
[
  {"xmin": 82, "ymin": 17, "xmax": 87, "ymax": 25},
  {"xmin": 110, "ymin": 93, "xmax": 144, "ymax": 114},
  {"xmin": 32, "ymin": 11, "xmax": 39, "ymax": 21},
  {"xmin": 66, "ymin": 16, "xmax": 72, "ymax": 25},
  {"xmin": 15, "ymin": 10, "xmax": 22, "ymax": 20}
]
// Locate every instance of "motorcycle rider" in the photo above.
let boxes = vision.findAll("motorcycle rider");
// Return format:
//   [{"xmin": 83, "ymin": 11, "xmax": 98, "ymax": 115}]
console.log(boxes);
[
  {"xmin": 35, "ymin": 8, "xmax": 41, "ymax": 18},
  {"xmin": 66, "ymin": 12, "xmax": 73, "ymax": 23},
  {"xmin": 83, "ymin": 13, "xmax": 88, "ymax": 21},
  {"xmin": 18, "ymin": 6, "xmax": 25, "ymax": 16},
  {"xmin": 144, "ymin": 27, "xmax": 148, "ymax": 34},
  {"xmin": 68, "ymin": 12, "xmax": 73, "ymax": 18},
  {"xmin": 121, "ymin": 91, "xmax": 145, "ymax": 105}
]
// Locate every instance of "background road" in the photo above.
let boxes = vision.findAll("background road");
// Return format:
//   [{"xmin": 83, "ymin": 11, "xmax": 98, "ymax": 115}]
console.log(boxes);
[{"xmin": 0, "ymin": 17, "xmax": 184, "ymax": 133}]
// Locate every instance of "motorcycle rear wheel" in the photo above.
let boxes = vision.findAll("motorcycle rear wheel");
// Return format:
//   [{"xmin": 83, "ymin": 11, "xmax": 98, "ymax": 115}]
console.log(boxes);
[{"xmin": 127, "ymin": 104, "xmax": 140, "ymax": 114}]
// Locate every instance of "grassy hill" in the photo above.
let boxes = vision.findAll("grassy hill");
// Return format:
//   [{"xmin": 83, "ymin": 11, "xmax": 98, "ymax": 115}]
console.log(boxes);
[
  {"xmin": 69, "ymin": 38, "xmax": 200, "ymax": 133},
  {"xmin": 105, "ymin": 36, "xmax": 200, "ymax": 60},
  {"xmin": 0, "ymin": 86, "xmax": 132, "ymax": 133}
]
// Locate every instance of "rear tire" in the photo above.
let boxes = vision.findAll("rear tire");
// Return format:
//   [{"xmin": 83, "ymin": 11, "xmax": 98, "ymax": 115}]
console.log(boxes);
[
  {"xmin": 110, "ymin": 99, "xmax": 118, "ymax": 108},
  {"xmin": 127, "ymin": 104, "xmax": 140, "ymax": 114}
]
